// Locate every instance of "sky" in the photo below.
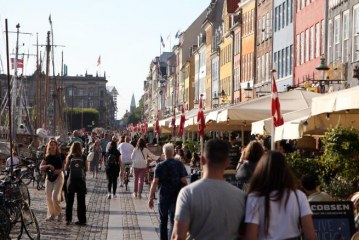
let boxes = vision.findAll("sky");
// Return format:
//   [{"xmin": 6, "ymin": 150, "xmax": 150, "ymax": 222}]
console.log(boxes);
[{"xmin": 0, "ymin": 0, "xmax": 210, "ymax": 119}]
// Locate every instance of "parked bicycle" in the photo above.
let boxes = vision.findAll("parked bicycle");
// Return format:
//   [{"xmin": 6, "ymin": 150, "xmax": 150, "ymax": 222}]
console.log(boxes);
[
  {"xmin": 20, "ymin": 158, "xmax": 45, "ymax": 190},
  {"xmin": 0, "ymin": 170, "xmax": 40, "ymax": 240}
]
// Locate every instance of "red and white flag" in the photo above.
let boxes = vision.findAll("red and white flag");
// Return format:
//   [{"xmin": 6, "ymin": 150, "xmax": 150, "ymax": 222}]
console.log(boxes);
[
  {"xmin": 97, "ymin": 55, "xmax": 101, "ymax": 66},
  {"xmin": 11, "ymin": 58, "xmax": 23, "ymax": 69},
  {"xmin": 178, "ymin": 105, "xmax": 185, "ymax": 137},
  {"xmin": 197, "ymin": 94, "xmax": 205, "ymax": 138},
  {"xmin": 271, "ymin": 73, "xmax": 284, "ymax": 127}
]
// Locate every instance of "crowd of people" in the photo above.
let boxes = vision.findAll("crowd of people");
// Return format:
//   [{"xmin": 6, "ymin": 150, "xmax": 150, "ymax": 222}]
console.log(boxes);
[{"xmin": 12, "ymin": 128, "xmax": 357, "ymax": 239}]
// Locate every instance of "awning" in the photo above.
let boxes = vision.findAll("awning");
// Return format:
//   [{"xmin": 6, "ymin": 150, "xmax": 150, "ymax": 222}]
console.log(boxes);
[
  {"xmin": 305, "ymin": 86, "xmax": 359, "ymax": 135},
  {"xmin": 311, "ymin": 85, "xmax": 359, "ymax": 115},
  {"xmin": 218, "ymin": 89, "xmax": 320, "ymax": 125},
  {"xmin": 252, "ymin": 108, "xmax": 311, "ymax": 141}
]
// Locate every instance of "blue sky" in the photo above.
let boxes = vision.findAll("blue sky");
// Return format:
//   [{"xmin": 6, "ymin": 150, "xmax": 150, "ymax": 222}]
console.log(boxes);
[{"xmin": 0, "ymin": 0, "xmax": 209, "ymax": 119}]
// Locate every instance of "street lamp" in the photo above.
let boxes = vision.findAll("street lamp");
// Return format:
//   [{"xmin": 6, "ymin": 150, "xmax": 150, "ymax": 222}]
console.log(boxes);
[
  {"xmin": 212, "ymin": 91, "xmax": 219, "ymax": 108},
  {"xmin": 244, "ymin": 82, "xmax": 253, "ymax": 99},
  {"xmin": 315, "ymin": 56, "xmax": 330, "ymax": 93}
]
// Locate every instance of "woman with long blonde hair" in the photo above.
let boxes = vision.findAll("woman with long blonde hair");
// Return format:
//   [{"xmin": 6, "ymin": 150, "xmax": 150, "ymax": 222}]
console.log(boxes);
[{"xmin": 40, "ymin": 139, "xmax": 64, "ymax": 221}]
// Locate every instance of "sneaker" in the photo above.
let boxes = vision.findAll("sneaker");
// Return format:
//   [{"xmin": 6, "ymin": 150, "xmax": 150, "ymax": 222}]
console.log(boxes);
[
  {"xmin": 107, "ymin": 193, "xmax": 112, "ymax": 199},
  {"xmin": 57, "ymin": 214, "xmax": 64, "ymax": 221},
  {"xmin": 113, "ymin": 194, "xmax": 117, "ymax": 198},
  {"xmin": 132, "ymin": 193, "xmax": 137, "ymax": 198},
  {"xmin": 45, "ymin": 216, "xmax": 55, "ymax": 221},
  {"xmin": 119, "ymin": 184, "xmax": 123, "ymax": 188}
]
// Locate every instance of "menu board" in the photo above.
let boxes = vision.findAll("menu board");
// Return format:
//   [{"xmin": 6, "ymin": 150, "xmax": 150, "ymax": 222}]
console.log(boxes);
[
  {"xmin": 310, "ymin": 201, "xmax": 355, "ymax": 240},
  {"xmin": 227, "ymin": 146, "xmax": 240, "ymax": 170}
]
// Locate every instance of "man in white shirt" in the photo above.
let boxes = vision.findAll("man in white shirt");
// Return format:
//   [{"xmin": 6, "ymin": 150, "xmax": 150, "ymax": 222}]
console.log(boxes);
[{"xmin": 118, "ymin": 136, "xmax": 134, "ymax": 187}]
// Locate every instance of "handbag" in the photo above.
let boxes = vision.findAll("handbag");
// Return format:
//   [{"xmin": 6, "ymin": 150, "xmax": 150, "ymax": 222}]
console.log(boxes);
[{"xmin": 87, "ymin": 151, "xmax": 94, "ymax": 162}]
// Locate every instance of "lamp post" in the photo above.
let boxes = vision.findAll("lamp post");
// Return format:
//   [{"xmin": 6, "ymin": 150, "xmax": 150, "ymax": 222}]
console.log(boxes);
[
  {"xmin": 243, "ymin": 82, "xmax": 253, "ymax": 99},
  {"xmin": 315, "ymin": 56, "xmax": 330, "ymax": 93},
  {"xmin": 212, "ymin": 91, "xmax": 219, "ymax": 108}
]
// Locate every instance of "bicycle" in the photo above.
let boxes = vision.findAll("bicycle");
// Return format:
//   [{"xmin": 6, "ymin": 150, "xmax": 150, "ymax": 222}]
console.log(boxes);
[
  {"xmin": 0, "ymin": 173, "xmax": 40, "ymax": 240},
  {"xmin": 20, "ymin": 159, "xmax": 45, "ymax": 190},
  {"xmin": 123, "ymin": 163, "xmax": 132, "ymax": 191}
]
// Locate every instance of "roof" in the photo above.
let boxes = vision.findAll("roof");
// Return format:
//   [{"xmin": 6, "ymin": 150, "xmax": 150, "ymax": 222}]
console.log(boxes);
[
  {"xmin": 106, "ymin": 86, "xmax": 119, "ymax": 95},
  {"xmin": 130, "ymin": 94, "xmax": 136, "ymax": 107},
  {"xmin": 227, "ymin": 0, "xmax": 240, "ymax": 13}
]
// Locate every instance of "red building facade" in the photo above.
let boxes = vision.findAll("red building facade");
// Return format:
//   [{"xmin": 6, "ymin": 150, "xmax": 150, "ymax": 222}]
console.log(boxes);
[{"xmin": 294, "ymin": 0, "xmax": 325, "ymax": 87}]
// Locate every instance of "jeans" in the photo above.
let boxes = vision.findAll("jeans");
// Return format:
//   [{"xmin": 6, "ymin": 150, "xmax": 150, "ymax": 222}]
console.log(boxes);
[
  {"xmin": 133, "ymin": 168, "xmax": 146, "ymax": 194},
  {"xmin": 158, "ymin": 202, "xmax": 176, "ymax": 240}
]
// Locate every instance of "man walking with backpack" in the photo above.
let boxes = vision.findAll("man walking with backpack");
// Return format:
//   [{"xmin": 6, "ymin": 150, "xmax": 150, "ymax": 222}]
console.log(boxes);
[{"xmin": 148, "ymin": 143, "xmax": 188, "ymax": 240}]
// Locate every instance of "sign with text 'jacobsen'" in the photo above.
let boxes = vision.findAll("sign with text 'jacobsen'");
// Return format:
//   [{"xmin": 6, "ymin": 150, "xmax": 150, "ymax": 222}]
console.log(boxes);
[{"xmin": 310, "ymin": 201, "xmax": 355, "ymax": 240}]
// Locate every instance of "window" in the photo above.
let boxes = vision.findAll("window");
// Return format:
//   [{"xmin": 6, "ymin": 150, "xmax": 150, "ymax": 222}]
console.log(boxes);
[
  {"xmin": 310, "ymin": 26, "xmax": 315, "ymax": 60},
  {"xmin": 274, "ymin": 52, "xmax": 278, "ymax": 72},
  {"xmin": 334, "ymin": 15, "xmax": 341, "ymax": 60},
  {"xmin": 257, "ymin": 57, "xmax": 261, "ymax": 83},
  {"xmin": 283, "ymin": 2, "xmax": 287, "ymax": 28},
  {"xmin": 274, "ymin": 7, "xmax": 279, "ymax": 32},
  {"xmin": 353, "ymin": 5, "xmax": 359, "ymax": 62},
  {"xmin": 282, "ymin": 49, "xmax": 286, "ymax": 77},
  {"xmin": 68, "ymin": 88, "xmax": 74, "ymax": 96},
  {"xmin": 305, "ymin": 29, "xmax": 309, "ymax": 62},
  {"xmin": 89, "ymin": 89, "xmax": 94, "ymax": 97},
  {"xmin": 301, "ymin": 0, "xmax": 305, "ymax": 9},
  {"xmin": 342, "ymin": 11, "xmax": 349, "ymax": 62},
  {"xmin": 301, "ymin": 32, "xmax": 305, "ymax": 64},
  {"xmin": 290, "ymin": 0, "xmax": 293, "ymax": 23},
  {"xmin": 290, "ymin": 45, "xmax": 293, "ymax": 74},
  {"xmin": 266, "ymin": 12, "xmax": 271, "ymax": 38},
  {"xmin": 328, "ymin": 20, "xmax": 333, "ymax": 63},
  {"xmin": 321, "ymin": 20, "xmax": 325, "ymax": 55},
  {"xmin": 251, "ymin": 9, "xmax": 255, "ymax": 33},
  {"xmin": 306, "ymin": 0, "xmax": 310, "ymax": 6},
  {"xmin": 262, "ymin": 15, "xmax": 266, "ymax": 41},
  {"xmin": 315, "ymin": 23, "xmax": 321, "ymax": 58},
  {"xmin": 297, "ymin": 0, "xmax": 301, "ymax": 12},
  {"xmin": 258, "ymin": 18, "xmax": 262, "ymax": 42},
  {"xmin": 78, "ymin": 89, "xmax": 83, "ymax": 96},
  {"xmin": 278, "ymin": 50, "xmax": 282, "ymax": 78},
  {"xmin": 279, "ymin": 5, "xmax": 282, "ymax": 30},
  {"xmin": 269, "ymin": 51, "xmax": 272, "ymax": 79},
  {"xmin": 296, "ymin": 34, "xmax": 301, "ymax": 65},
  {"xmin": 265, "ymin": 52, "xmax": 269, "ymax": 81},
  {"xmin": 261, "ymin": 55, "xmax": 265, "ymax": 82},
  {"xmin": 285, "ymin": 47, "xmax": 290, "ymax": 76},
  {"xmin": 282, "ymin": 3, "xmax": 285, "ymax": 28},
  {"xmin": 286, "ymin": 0, "xmax": 289, "ymax": 25}
]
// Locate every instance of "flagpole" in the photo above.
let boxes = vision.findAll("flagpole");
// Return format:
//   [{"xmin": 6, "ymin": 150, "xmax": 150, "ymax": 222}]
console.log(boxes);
[{"xmin": 271, "ymin": 69, "xmax": 277, "ymax": 150}]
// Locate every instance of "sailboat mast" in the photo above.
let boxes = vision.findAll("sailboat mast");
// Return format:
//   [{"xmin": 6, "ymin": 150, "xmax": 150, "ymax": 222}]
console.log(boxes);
[
  {"xmin": 11, "ymin": 24, "xmax": 20, "ymax": 140},
  {"xmin": 44, "ymin": 31, "xmax": 51, "ymax": 130}
]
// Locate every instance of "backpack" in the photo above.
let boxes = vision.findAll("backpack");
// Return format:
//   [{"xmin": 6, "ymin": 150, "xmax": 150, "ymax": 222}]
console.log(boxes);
[
  {"xmin": 69, "ymin": 157, "xmax": 85, "ymax": 180},
  {"xmin": 106, "ymin": 153, "xmax": 118, "ymax": 168}
]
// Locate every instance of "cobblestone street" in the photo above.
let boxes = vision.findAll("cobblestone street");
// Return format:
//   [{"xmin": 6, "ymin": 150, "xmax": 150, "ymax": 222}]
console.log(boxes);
[{"xmin": 10, "ymin": 170, "xmax": 160, "ymax": 240}]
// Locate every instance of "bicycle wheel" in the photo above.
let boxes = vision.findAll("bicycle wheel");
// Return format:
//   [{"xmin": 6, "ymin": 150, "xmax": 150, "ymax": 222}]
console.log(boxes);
[
  {"xmin": 0, "ymin": 208, "xmax": 11, "ymax": 238},
  {"xmin": 18, "ymin": 181, "xmax": 31, "ymax": 206},
  {"xmin": 6, "ymin": 201, "xmax": 22, "ymax": 224},
  {"xmin": 36, "ymin": 175, "xmax": 45, "ymax": 190},
  {"xmin": 20, "ymin": 170, "xmax": 33, "ymax": 186},
  {"xmin": 21, "ymin": 202, "xmax": 40, "ymax": 240}
]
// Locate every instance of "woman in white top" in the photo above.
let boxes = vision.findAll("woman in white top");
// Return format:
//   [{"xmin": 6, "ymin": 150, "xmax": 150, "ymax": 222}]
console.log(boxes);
[
  {"xmin": 131, "ymin": 138, "xmax": 158, "ymax": 199},
  {"xmin": 245, "ymin": 151, "xmax": 316, "ymax": 240},
  {"xmin": 5, "ymin": 151, "xmax": 20, "ymax": 170}
]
